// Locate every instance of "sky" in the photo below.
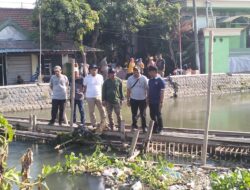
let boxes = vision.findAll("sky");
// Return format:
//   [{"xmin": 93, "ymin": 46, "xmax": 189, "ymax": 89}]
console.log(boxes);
[{"xmin": 0, "ymin": 0, "xmax": 36, "ymax": 9}]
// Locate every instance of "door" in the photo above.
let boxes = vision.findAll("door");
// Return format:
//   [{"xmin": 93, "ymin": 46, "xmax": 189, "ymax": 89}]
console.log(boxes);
[{"xmin": 6, "ymin": 55, "xmax": 32, "ymax": 85}]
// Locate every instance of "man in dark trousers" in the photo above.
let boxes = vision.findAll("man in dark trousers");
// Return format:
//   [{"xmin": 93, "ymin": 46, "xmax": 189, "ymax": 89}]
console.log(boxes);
[
  {"xmin": 72, "ymin": 70, "xmax": 85, "ymax": 127},
  {"xmin": 127, "ymin": 66, "xmax": 148, "ymax": 133},
  {"xmin": 102, "ymin": 67, "xmax": 124, "ymax": 130},
  {"xmin": 48, "ymin": 66, "xmax": 69, "ymax": 126},
  {"xmin": 147, "ymin": 66, "xmax": 165, "ymax": 134}
]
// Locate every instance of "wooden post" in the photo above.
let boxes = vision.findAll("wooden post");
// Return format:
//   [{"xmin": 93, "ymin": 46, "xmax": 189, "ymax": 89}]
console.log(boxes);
[
  {"xmin": 64, "ymin": 113, "xmax": 68, "ymax": 125},
  {"xmin": 70, "ymin": 59, "xmax": 76, "ymax": 128},
  {"xmin": 202, "ymin": 30, "xmax": 213, "ymax": 166},
  {"xmin": 128, "ymin": 129, "xmax": 140, "ymax": 158},
  {"xmin": 143, "ymin": 120, "xmax": 154, "ymax": 153},
  {"xmin": 120, "ymin": 120, "xmax": 126, "ymax": 141},
  {"xmin": 32, "ymin": 115, "xmax": 37, "ymax": 132},
  {"xmin": 29, "ymin": 114, "xmax": 33, "ymax": 131}
]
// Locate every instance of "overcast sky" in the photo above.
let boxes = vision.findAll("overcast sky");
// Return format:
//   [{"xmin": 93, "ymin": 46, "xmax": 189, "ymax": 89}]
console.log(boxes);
[{"xmin": 0, "ymin": 0, "xmax": 36, "ymax": 9}]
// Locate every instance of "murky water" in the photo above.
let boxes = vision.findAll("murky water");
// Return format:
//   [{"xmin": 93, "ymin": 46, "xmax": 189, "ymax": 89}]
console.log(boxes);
[
  {"xmin": 8, "ymin": 141, "xmax": 105, "ymax": 190},
  {"xmin": 5, "ymin": 92, "xmax": 250, "ymax": 132},
  {"xmin": 5, "ymin": 93, "xmax": 250, "ymax": 189}
]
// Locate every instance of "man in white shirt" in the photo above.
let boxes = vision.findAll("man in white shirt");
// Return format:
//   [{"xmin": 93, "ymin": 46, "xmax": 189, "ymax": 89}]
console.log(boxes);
[
  {"xmin": 84, "ymin": 64, "xmax": 107, "ymax": 132},
  {"xmin": 127, "ymin": 66, "xmax": 148, "ymax": 133}
]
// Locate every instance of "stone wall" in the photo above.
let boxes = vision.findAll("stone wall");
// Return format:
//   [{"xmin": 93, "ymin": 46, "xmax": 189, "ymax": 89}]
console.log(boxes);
[
  {"xmin": 0, "ymin": 83, "xmax": 51, "ymax": 112},
  {"xmin": 1, "ymin": 73, "xmax": 250, "ymax": 112},
  {"xmin": 165, "ymin": 73, "xmax": 250, "ymax": 97}
]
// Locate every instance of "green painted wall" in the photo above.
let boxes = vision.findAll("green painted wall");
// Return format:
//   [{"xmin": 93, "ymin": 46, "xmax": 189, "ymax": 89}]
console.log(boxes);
[
  {"xmin": 205, "ymin": 36, "xmax": 229, "ymax": 73},
  {"xmin": 205, "ymin": 35, "xmax": 242, "ymax": 73},
  {"xmin": 229, "ymin": 36, "xmax": 241, "ymax": 49}
]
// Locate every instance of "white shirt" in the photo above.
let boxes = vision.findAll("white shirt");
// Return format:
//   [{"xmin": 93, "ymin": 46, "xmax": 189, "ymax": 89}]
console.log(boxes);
[
  {"xmin": 127, "ymin": 75, "xmax": 148, "ymax": 100},
  {"xmin": 84, "ymin": 74, "xmax": 103, "ymax": 98}
]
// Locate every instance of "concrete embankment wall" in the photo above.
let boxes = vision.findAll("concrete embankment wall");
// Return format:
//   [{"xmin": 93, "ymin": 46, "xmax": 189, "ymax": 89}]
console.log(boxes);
[
  {"xmin": 1, "ymin": 73, "xmax": 250, "ymax": 112},
  {"xmin": 165, "ymin": 73, "xmax": 250, "ymax": 97},
  {"xmin": 0, "ymin": 83, "xmax": 51, "ymax": 112}
]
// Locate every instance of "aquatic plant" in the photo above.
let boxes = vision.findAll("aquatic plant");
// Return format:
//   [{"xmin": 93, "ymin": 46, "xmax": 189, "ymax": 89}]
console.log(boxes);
[
  {"xmin": 40, "ymin": 146, "xmax": 179, "ymax": 189},
  {"xmin": 210, "ymin": 168, "xmax": 250, "ymax": 190},
  {"xmin": 0, "ymin": 114, "xmax": 58, "ymax": 190}
]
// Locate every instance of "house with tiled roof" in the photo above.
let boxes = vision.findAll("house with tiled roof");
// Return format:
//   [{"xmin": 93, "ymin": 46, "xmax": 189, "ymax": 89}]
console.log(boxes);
[{"xmin": 0, "ymin": 8, "xmax": 101, "ymax": 85}]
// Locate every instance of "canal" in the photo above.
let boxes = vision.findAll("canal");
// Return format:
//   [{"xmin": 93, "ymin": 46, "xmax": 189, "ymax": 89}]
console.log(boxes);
[
  {"xmin": 5, "ymin": 92, "xmax": 250, "ymax": 189},
  {"xmin": 8, "ymin": 141, "xmax": 105, "ymax": 190},
  {"xmin": 5, "ymin": 92, "xmax": 250, "ymax": 132}
]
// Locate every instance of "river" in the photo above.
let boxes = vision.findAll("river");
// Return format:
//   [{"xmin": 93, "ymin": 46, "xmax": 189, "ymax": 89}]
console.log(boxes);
[
  {"xmin": 5, "ymin": 92, "xmax": 250, "ymax": 132},
  {"xmin": 6, "ymin": 92, "xmax": 250, "ymax": 189},
  {"xmin": 8, "ymin": 141, "xmax": 105, "ymax": 190}
]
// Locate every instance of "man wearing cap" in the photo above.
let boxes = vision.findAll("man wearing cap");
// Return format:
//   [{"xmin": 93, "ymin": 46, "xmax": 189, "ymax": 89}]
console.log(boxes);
[
  {"xmin": 84, "ymin": 64, "xmax": 107, "ymax": 132},
  {"xmin": 127, "ymin": 66, "xmax": 148, "ymax": 133},
  {"xmin": 48, "ymin": 65, "xmax": 69, "ymax": 126},
  {"xmin": 102, "ymin": 67, "xmax": 124, "ymax": 131},
  {"xmin": 147, "ymin": 66, "xmax": 165, "ymax": 134}
]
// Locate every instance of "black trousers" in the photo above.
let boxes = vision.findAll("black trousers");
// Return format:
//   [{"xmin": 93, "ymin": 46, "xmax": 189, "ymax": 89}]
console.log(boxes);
[
  {"xmin": 130, "ymin": 98, "xmax": 147, "ymax": 129},
  {"xmin": 50, "ymin": 99, "xmax": 66, "ymax": 123},
  {"xmin": 149, "ymin": 103, "xmax": 163, "ymax": 132}
]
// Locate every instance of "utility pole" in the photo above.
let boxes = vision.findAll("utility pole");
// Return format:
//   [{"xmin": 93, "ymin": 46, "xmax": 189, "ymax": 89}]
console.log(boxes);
[
  {"xmin": 38, "ymin": 9, "xmax": 42, "ymax": 83},
  {"xmin": 178, "ymin": 7, "xmax": 183, "ymax": 74},
  {"xmin": 193, "ymin": 0, "xmax": 201, "ymax": 72},
  {"xmin": 206, "ymin": 0, "xmax": 209, "ymax": 27}
]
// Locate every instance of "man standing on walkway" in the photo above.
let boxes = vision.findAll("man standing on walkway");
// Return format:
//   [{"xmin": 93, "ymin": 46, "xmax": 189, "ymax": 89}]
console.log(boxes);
[
  {"xmin": 48, "ymin": 66, "xmax": 69, "ymax": 126},
  {"xmin": 72, "ymin": 70, "xmax": 85, "ymax": 127},
  {"xmin": 147, "ymin": 66, "xmax": 165, "ymax": 134},
  {"xmin": 156, "ymin": 53, "xmax": 166, "ymax": 77},
  {"xmin": 84, "ymin": 64, "xmax": 107, "ymax": 132},
  {"xmin": 127, "ymin": 66, "xmax": 148, "ymax": 133},
  {"xmin": 102, "ymin": 67, "xmax": 124, "ymax": 131}
]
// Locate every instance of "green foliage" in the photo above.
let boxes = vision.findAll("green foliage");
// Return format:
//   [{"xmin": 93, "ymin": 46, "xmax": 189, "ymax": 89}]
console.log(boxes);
[
  {"xmin": 33, "ymin": 0, "xmax": 99, "ymax": 50},
  {"xmin": 0, "ymin": 115, "xmax": 14, "ymax": 142},
  {"xmin": 40, "ymin": 146, "xmax": 178, "ymax": 189},
  {"xmin": 210, "ymin": 168, "xmax": 250, "ymax": 190}
]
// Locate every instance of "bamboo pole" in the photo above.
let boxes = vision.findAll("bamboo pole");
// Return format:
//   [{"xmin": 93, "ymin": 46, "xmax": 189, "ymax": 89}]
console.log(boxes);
[
  {"xmin": 128, "ymin": 130, "xmax": 140, "ymax": 158},
  {"xmin": 70, "ymin": 59, "xmax": 76, "ymax": 128},
  {"xmin": 202, "ymin": 30, "xmax": 214, "ymax": 165}
]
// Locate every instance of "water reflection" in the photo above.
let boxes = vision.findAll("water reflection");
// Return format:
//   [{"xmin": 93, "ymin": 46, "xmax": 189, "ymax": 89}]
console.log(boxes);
[
  {"xmin": 8, "ymin": 141, "xmax": 104, "ymax": 190},
  {"xmin": 5, "ymin": 92, "xmax": 250, "ymax": 132}
]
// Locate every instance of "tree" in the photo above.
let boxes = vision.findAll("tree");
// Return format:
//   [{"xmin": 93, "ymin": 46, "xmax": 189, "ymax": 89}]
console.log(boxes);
[
  {"xmin": 33, "ymin": 0, "xmax": 99, "ymax": 56},
  {"xmin": 87, "ymin": 0, "xmax": 148, "ymax": 64},
  {"xmin": 138, "ymin": 1, "xmax": 180, "ymax": 66}
]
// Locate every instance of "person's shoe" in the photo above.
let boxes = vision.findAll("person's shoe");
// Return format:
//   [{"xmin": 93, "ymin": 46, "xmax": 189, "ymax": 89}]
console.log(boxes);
[
  {"xmin": 142, "ymin": 127, "xmax": 148, "ymax": 133},
  {"xmin": 48, "ymin": 121, "xmax": 55, "ymax": 126},
  {"xmin": 158, "ymin": 129, "xmax": 163, "ymax": 135},
  {"xmin": 59, "ymin": 122, "xmax": 62, "ymax": 126},
  {"xmin": 131, "ymin": 125, "xmax": 138, "ymax": 131}
]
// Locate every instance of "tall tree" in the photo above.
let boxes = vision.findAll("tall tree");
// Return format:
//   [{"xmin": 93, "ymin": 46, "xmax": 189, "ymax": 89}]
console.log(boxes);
[
  {"xmin": 87, "ymin": 0, "xmax": 148, "ymax": 64},
  {"xmin": 139, "ymin": 0, "xmax": 180, "ymax": 65},
  {"xmin": 33, "ymin": 0, "xmax": 99, "ymax": 55}
]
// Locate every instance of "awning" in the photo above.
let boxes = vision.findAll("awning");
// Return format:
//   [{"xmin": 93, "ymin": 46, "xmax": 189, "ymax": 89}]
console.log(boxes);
[
  {"xmin": 0, "ymin": 40, "xmax": 103, "ymax": 53},
  {"xmin": 0, "ymin": 46, "xmax": 103, "ymax": 54},
  {"xmin": 222, "ymin": 15, "xmax": 250, "ymax": 23}
]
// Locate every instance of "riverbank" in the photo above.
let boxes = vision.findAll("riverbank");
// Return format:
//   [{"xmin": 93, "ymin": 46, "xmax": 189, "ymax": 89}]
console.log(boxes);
[{"xmin": 1, "ymin": 73, "xmax": 250, "ymax": 113}]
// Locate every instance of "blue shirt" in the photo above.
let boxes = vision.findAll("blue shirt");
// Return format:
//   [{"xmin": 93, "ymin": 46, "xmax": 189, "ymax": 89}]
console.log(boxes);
[{"xmin": 148, "ymin": 77, "xmax": 165, "ymax": 104}]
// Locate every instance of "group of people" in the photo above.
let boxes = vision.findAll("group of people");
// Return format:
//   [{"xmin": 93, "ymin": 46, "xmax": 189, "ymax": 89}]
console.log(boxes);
[
  {"xmin": 48, "ymin": 61, "xmax": 165, "ymax": 134},
  {"xmin": 126, "ymin": 54, "xmax": 166, "ymax": 79}
]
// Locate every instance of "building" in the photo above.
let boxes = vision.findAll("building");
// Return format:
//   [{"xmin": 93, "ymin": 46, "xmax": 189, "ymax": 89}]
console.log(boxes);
[
  {"xmin": 181, "ymin": 0, "xmax": 250, "ymax": 73},
  {"xmin": 0, "ymin": 8, "xmax": 100, "ymax": 85}
]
